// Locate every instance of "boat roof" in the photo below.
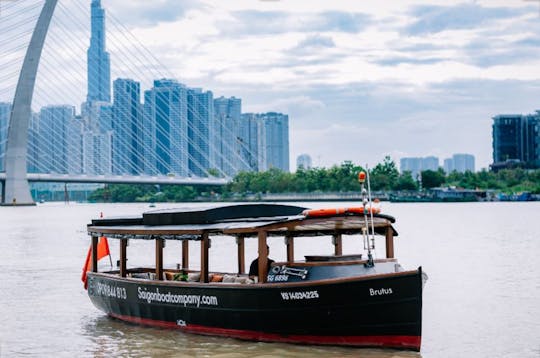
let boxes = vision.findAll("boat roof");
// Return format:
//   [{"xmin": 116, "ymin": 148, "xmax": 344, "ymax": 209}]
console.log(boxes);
[{"xmin": 87, "ymin": 203, "xmax": 397, "ymax": 240}]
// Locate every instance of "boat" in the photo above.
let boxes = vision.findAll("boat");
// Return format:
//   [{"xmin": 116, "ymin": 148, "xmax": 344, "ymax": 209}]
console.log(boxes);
[{"xmin": 83, "ymin": 175, "xmax": 426, "ymax": 351}]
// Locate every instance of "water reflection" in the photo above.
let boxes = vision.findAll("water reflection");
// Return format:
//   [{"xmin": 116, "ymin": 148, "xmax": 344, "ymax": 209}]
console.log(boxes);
[{"xmin": 83, "ymin": 315, "xmax": 421, "ymax": 358}]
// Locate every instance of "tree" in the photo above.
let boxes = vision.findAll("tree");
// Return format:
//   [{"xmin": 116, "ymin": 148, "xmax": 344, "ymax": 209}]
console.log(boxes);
[
  {"xmin": 370, "ymin": 156, "xmax": 399, "ymax": 190},
  {"xmin": 395, "ymin": 172, "xmax": 418, "ymax": 190},
  {"xmin": 421, "ymin": 169, "xmax": 446, "ymax": 189}
]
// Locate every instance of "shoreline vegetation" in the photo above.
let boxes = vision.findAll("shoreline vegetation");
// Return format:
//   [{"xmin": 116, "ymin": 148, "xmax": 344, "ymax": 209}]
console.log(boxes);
[{"xmin": 86, "ymin": 157, "xmax": 540, "ymax": 203}]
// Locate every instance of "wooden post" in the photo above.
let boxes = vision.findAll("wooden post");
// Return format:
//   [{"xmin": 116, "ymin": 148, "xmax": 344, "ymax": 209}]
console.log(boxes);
[
  {"xmin": 120, "ymin": 239, "xmax": 127, "ymax": 277},
  {"xmin": 156, "ymin": 238, "xmax": 164, "ymax": 280},
  {"xmin": 333, "ymin": 233, "xmax": 343, "ymax": 256},
  {"xmin": 286, "ymin": 235, "xmax": 294, "ymax": 262},
  {"xmin": 385, "ymin": 226, "xmax": 394, "ymax": 259},
  {"xmin": 237, "ymin": 235, "xmax": 245, "ymax": 274},
  {"xmin": 258, "ymin": 231, "xmax": 268, "ymax": 283},
  {"xmin": 182, "ymin": 240, "xmax": 189, "ymax": 273},
  {"xmin": 91, "ymin": 236, "xmax": 98, "ymax": 272},
  {"xmin": 200, "ymin": 232, "xmax": 209, "ymax": 283}
]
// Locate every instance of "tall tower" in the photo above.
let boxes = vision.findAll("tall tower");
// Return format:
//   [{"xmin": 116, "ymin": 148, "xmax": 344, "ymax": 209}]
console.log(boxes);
[{"xmin": 87, "ymin": 0, "xmax": 111, "ymax": 103}]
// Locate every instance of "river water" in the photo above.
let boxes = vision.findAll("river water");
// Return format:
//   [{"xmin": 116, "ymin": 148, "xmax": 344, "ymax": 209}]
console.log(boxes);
[{"xmin": 0, "ymin": 201, "xmax": 539, "ymax": 358}]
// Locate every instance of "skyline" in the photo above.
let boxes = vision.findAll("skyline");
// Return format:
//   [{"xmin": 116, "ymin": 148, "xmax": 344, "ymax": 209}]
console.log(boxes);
[
  {"xmin": 101, "ymin": 0, "xmax": 540, "ymax": 170},
  {"xmin": 2, "ymin": 0, "xmax": 540, "ymax": 171}
]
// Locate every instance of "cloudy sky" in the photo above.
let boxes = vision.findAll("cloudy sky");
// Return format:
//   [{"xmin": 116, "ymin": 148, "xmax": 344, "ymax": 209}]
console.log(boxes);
[
  {"xmin": 111, "ymin": 0, "xmax": 540, "ymax": 170},
  {"xmin": 5, "ymin": 0, "xmax": 540, "ymax": 170}
]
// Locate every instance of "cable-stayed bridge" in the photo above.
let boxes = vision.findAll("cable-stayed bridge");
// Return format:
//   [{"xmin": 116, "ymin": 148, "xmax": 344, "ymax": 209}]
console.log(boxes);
[{"xmin": 0, "ymin": 0, "xmax": 290, "ymax": 205}]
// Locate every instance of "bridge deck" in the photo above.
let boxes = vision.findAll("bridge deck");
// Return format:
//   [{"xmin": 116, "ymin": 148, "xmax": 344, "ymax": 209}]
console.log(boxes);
[{"xmin": 0, "ymin": 173, "xmax": 228, "ymax": 186}]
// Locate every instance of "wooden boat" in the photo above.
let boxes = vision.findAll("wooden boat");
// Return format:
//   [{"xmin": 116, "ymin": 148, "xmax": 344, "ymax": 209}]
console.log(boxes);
[{"xmin": 84, "ymin": 202, "xmax": 425, "ymax": 351}]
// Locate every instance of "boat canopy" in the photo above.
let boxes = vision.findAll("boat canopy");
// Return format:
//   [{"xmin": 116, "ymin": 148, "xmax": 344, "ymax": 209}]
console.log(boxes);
[
  {"xmin": 85, "ymin": 204, "xmax": 399, "ymax": 284},
  {"xmin": 87, "ymin": 204, "xmax": 398, "ymax": 240}
]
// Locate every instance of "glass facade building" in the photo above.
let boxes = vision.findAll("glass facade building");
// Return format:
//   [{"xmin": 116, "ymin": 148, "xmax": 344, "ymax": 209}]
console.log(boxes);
[
  {"xmin": 38, "ymin": 105, "xmax": 75, "ymax": 174},
  {"xmin": 213, "ymin": 96, "xmax": 242, "ymax": 176},
  {"xmin": 188, "ymin": 88, "xmax": 213, "ymax": 176},
  {"xmin": 492, "ymin": 113, "xmax": 540, "ymax": 168},
  {"xmin": 259, "ymin": 112, "xmax": 289, "ymax": 172},
  {"xmin": 112, "ymin": 78, "xmax": 142, "ymax": 174},
  {"xmin": 143, "ymin": 79, "xmax": 188, "ymax": 176}
]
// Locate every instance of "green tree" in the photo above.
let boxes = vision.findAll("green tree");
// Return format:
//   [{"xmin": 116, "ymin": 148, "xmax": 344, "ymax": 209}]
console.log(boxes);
[
  {"xmin": 421, "ymin": 169, "xmax": 445, "ymax": 189},
  {"xmin": 370, "ymin": 156, "xmax": 399, "ymax": 190},
  {"xmin": 395, "ymin": 171, "xmax": 418, "ymax": 190}
]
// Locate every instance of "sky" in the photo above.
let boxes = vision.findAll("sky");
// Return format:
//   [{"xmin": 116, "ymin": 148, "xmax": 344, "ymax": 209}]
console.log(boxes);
[{"xmin": 4, "ymin": 0, "xmax": 540, "ymax": 171}]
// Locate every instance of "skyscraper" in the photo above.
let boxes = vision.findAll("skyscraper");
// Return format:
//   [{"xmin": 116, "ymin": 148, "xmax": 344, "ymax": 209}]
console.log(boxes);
[
  {"xmin": 401, "ymin": 156, "xmax": 440, "ymax": 178},
  {"xmin": 213, "ymin": 96, "xmax": 242, "ymax": 176},
  {"xmin": 38, "ymin": 105, "xmax": 75, "ymax": 174},
  {"xmin": 492, "ymin": 113, "xmax": 539, "ymax": 168},
  {"xmin": 422, "ymin": 156, "xmax": 439, "ymax": 171},
  {"xmin": 443, "ymin": 154, "xmax": 475, "ymax": 173},
  {"xmin": 259, "ymin": 112, "xmax": 289, "ymax": 172},
  {"xmin": 452, "ymin": 154, "xmax": 475, "ymax": 173},
  {"xmin": 239, "ymin": 113, "xmax": 260, "ymax": 172},
  {"xmin": 112, "ymin": 78, "xmax": 142, "ymax": 174},
  {"xmin": 188, "ymin": 88, "xmax": 213, "ymax": 176},
  {"xmin": 87, "ymin": 0, "xmax": 111, "ymax": 103},
  {"xmin": 143, "ymin": 79, "xmax": 188, "ymax": 176},
  {"xmin": 82, "ymin": 129, "xmax": 112, "ymax": 175},
  {"xmin": 400, "ymin": 157, "xmax": 421, "ymax": 178}
]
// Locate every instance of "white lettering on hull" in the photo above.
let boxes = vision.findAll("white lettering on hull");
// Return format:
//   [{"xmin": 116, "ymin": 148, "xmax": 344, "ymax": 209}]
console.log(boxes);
[
  {"xmin": 137, "ymin": 287, "xmax": 218, "ymax": 307},
  {"xmin": 280, "ymin": 290, "xmax": 319, "ymax": 300},
  {"xmin": 95, "ymin": 282, "xmax": 127, "ymax": 300},
  {"xmin": 369, "ymin": 288, "xmax": 393, "ymax": 296}
]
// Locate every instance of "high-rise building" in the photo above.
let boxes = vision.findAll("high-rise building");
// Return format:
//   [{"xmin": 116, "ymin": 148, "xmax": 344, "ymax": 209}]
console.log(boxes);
[
  {"xmin": 143, "ymin": 79, "xmax": 188, "ymax": 176},
  {"xmin": 239, "ymin": 113, "xmax": 260, "ymax": 172},
  {"xmin": 82, "ymin": 129, "xmax": 112, "ymax": 175},
  {"xmin": 87, "ymin": 0, "xmax": 111, "ymax": 103},
  {"xmin": 188, "ymin": 88, "xmax": 213, "ymax": 176},
  {"xmin": 0, "ymin": 102, "xmax": 11, "ymax": 172},
  {"xmin": 400, "ymin": 157, "xmax": 422, "ymax": 178},
  {"xmin": 214, "ymin": 96, "xmax": 242, "ymax": 176},
  {"xmin": 443, "ymin": 158, "xmax": 454, "ymax": 174},
  {"xmin": 443, "ymin": 154, "xmax": 475, "ymax": 173},
  {"xmin": 112, "ymin": 78, "xmax": 142, "ymax": 174},
  {"xmin": 492, "ymin": 113, "xmax": 540, "ymax": 168},
  {"xmin": 400, "ymin": 156, "xmax": 439, "ymax": 178},
  {"xmin": 38, "ymin": 105, "xmax": 75, "ymax": 174},
  {"xmin": 79, "ymin": 101, "xmax": 112, "ymax": 175},
  {"xmin": 259, "ymin": 112, "xmax": 289, "ymax": 172},
  {"xmin": 452, "ymin": 154, "xmax": 475, "ymax": 173},
  {"xmin": 296, "ymin": 154, "xmax": 312, "ymax": 170},
  {"xmin": 422, "ymin": 156, "xmax": 439, "ymax": 171},
  {"xmin": 67, "ymin": 115, "xmax": 83, "ymax": 174}
]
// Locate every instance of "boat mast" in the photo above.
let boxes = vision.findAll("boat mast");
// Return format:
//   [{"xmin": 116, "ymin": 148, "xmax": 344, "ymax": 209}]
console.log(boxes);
[
  {"xmin": 366, "ymin": 166, "xmax": 377, "ymax": 258},
  {"xmin": 359, "ymin": 170, "xmax": 374, "ymax": 267}
]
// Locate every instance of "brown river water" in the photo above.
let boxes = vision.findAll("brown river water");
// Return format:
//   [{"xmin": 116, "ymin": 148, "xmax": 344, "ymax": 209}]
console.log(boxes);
[{"xmin": 0, "ymin": 201, "xmax": 539, "ymax": 357}]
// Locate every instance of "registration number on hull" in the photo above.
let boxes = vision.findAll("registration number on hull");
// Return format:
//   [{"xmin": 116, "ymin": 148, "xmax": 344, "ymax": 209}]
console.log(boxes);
[{"xmin": 280, "ymin": 290, "xmax": 319, "ymax": 300}]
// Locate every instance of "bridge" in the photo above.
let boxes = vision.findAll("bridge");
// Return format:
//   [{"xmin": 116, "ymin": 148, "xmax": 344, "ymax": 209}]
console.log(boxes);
[
  {"xmin": 0, "ymin": 172, "xmax": 228, "ymax": 186},
  {"xmin": 0, "ymin": 0, "xmax": 286, "ymax": 205}
]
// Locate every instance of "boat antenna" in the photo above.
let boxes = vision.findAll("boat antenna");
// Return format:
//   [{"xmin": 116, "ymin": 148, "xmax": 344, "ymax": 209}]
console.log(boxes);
[{"xmin": 358, "ymin": 170, "xmax": 374, "ymax": 268}]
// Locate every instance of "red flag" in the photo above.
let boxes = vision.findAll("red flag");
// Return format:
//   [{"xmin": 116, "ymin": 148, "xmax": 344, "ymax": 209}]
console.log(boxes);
[{"xmin": 81, "ymin": 237, "xmax": 111, "ymax": 289}]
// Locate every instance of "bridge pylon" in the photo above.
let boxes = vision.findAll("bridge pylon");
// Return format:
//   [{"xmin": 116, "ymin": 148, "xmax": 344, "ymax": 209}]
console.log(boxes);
[{"xmin": 2, "ymin": 0, "xmax": 58, "ymax": 206}]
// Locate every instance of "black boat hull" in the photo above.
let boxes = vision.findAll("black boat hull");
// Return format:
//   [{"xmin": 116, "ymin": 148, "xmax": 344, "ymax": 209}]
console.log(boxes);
[{"xmin": 87, "ymin": 269, "xmax": 423, "ymax": 351}]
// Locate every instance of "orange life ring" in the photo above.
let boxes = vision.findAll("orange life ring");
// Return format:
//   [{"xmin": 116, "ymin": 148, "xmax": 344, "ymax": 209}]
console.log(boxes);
[{"xmin": 302, "ymin": 206, "xmax": 380, "ymax": 217}]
